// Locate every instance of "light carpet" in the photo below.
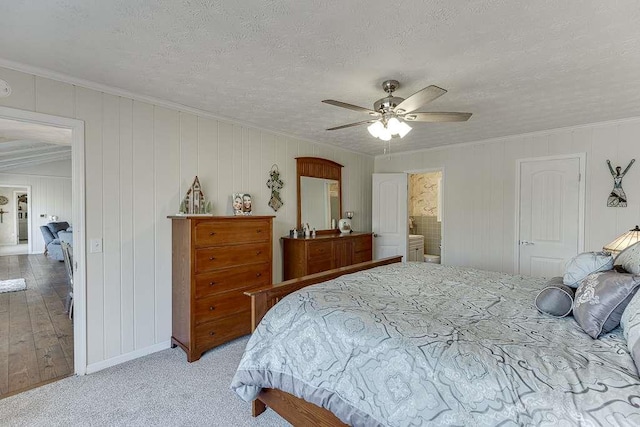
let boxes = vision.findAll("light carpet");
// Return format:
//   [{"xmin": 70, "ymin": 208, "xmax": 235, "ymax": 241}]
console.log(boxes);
[
  {"xmin": 0, "ymin": 278, "xmax": 26, "ymax": 293},
  {"xmin": 0, "ymin": 337, "xmax": 291, "ymax": 427}
]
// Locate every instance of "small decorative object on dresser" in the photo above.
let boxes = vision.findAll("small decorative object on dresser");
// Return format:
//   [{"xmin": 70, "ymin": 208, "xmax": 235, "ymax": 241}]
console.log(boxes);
[
  {"xmin": 168, "ymin": 215, "xmax": 274, "ymax": 362},
  {"xmin": 232, "ymin": 193, "xmax": 252, "ymax": 215},
  {"xmin": 338, "ymin": 219, "xmax": 351, "ymax": 234},
  {"xmin": 180, "ymin": 176, "xmax": 212, "ymax": 215}
]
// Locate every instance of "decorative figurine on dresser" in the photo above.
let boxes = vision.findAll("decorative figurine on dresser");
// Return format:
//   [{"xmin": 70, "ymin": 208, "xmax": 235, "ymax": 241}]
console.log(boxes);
[
  {"xmin": 282, "ymin": 157, "xmax": 373, "ymax": 280},
  {"xmin": 168, "ymin": 214, "xmax": 274, "ymax": 362}
]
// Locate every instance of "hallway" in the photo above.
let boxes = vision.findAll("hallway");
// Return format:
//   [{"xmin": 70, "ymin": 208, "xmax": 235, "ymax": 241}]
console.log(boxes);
[{"xmin": 0, "ymin": 254, "xmax": 73, "ymax": 397}]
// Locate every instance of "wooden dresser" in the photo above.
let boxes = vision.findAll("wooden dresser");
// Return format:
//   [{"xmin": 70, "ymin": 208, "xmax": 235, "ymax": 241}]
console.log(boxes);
[
  {"xmin": 169, "ymin": 215, "xmax": 274, "ymax": 362},
  {"xmin": 282, "ymin": 232, "xmax": 373, "ymax": 280}
]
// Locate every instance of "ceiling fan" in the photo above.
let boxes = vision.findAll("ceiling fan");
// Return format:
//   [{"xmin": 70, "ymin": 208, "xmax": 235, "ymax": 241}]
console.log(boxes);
[{"xmin": 322, "ymin": 80, "xmax": 472, "ymax": 141}]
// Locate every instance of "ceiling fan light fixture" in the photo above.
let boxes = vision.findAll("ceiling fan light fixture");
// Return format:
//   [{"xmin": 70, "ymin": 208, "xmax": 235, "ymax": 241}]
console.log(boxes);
[
  {"xmin": 386, "ymin": 117, "xmax": 401, "ymax": 135},
  {"xmin": 367, "ymin": 121, "xmax": 384, "ymax": 137},
  {"xmin": 397, "ymin": 121, "xmax": 412, "ymax": 138},
  {"xmin": 378, "ymin": 127, "xmax": 392, "ymax": 141}
]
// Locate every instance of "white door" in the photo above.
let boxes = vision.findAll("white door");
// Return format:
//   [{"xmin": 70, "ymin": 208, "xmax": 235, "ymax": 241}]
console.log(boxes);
[
  {"xmin": 518, "ymin": 156, "xmax": 583, "ymax": 277},
  {"xmin": 372, "ymin": 173, "xmax": 408, "ymax": 261}
]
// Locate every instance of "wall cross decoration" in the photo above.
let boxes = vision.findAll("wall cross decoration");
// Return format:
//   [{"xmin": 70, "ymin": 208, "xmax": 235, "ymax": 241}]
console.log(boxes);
[
  {"xmin": 266, "ymin": 164, "xmax": 284, "ymax": 212},
  {"xmin": 0, "ymin": 208, "xmax": 8, "ymax": 223},
  {"xmin": 607, "ymin": 159, "xmax": 635, "ymax": 207}
]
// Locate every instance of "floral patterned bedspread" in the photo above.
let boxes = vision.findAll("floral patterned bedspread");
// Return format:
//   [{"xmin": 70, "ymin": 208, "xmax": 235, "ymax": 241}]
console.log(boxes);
[{"xmin": 231, "ymin": 263, "xmax": 640, "ymax": 426}]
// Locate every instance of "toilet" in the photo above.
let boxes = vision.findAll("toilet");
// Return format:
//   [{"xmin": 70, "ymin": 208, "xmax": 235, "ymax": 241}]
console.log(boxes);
[{"xmin": 424, "ymin": 254, "xmax": 441, "ymax": 264}]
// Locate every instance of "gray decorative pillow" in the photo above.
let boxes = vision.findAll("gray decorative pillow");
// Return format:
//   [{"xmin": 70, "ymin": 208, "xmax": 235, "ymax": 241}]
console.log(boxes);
[
  {"xmin": 620, "ymin": 291, "xmax": 640, "ymax": 375},
  {"xmin": 573, "ymin": 271, "xmax": 640, "ymax": 338},
  {"xmin": 535, "ymin": 277, "xmax": 575, "ymax": 317},
  {"xmin": 47, "ymin": 221, "xmax": 71, "ymax": 239},
  {"xmin": 563, "ymin": 251, "xmax": 613, "ymax": 288},
  {"xmin": 614, "ymin": 241, "xmax": 640, "ymax": 274}
]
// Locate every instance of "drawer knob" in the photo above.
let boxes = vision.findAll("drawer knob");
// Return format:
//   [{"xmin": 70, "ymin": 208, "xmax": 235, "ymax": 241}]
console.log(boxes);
[
  {"xmin": 209, "ymin": 257, "xmax": 215, "ymax": 261},
  {"xmin": 209, "ymin": 281, "xmax": 216, "ymax": 286},
  {"xmin": 209, "ymin": 306, "xmax": 215, "ymax": 311},
  {"xmin": 256, "ymin": 229, "xmax": 262, "ymax": 233},
  {"xmin": 209, "ymin": 231, "xmax": 216, "ymax": 236},
  {"xmin": 209, "ymin": 331, "xmax": 215, "ymax": 336},
  {"xmin": 256, "ymin": 251, "xmax": 262, "ymax": 255},
  {"xmin": 256, "ymin": 272, "xmax": 261, "ymax": 277}
]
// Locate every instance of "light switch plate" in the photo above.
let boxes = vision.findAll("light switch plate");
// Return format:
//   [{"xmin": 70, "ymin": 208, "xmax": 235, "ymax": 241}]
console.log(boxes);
[{"xmin": 90, "ymin": 238, "xmax": 103, "ymax": 253}]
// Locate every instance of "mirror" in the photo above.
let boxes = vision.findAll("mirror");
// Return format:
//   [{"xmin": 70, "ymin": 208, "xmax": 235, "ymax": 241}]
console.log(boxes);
[{"xmin": 297, "ymin": 157, "xmax": 343, "ymax": 231}]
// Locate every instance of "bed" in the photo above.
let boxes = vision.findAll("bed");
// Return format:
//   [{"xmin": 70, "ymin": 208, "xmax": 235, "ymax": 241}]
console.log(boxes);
[{"xmin": 231, "ymin": 258, "xmax": 640, "ymax": 426}]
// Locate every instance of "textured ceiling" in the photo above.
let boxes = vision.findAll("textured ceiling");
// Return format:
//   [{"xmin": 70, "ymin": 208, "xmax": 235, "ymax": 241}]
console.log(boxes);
[
  {"xmin": 0, "ymin": 118, "xmax": 71, "ymax": 171},
  {"xmin": 0, "ymin": 1, "xmax": 640, "ymax": 155}
]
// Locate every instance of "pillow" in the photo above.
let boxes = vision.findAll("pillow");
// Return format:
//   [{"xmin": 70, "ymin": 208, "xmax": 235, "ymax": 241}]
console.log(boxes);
[
  {"xmin": 614, "ymin": 241, "xmax": 640, "ymax": 274},
  {"xmin": 535, "ymin": 277, "xmax": 575, "ymax": 317},
  {"xmin": 563, "ymin": 251, "xmax": 613, "ymax": 288},
  {"xmin": 573, "ymin": 271, "xmax": 640, "ymax": 338},
  {"xmin": 620, "ymin": 291, "xmax": 640, "ymax": 374},
  {"xmin": 47, "ymin": 221, "xmax": 71, "ymax": 239}
]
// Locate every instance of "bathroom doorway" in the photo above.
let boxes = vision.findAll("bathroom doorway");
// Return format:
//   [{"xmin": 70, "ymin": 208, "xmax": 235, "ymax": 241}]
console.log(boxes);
[{"xmin": 408, "ymin": 169, "xmax": 443, "ymax": 264}]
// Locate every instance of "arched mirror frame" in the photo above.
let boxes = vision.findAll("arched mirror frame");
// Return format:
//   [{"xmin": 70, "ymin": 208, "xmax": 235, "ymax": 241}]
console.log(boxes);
[{"xmin": 296, "ymin": 157, "xmax": 343, "ymax": 233}]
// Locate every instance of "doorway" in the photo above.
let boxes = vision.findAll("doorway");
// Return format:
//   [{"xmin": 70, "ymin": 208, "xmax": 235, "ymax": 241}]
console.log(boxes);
[
  {"xmin": 408, "ymin": 171, "xmax": 442, "ymax": 264},
  {"xmin": 15, "ymin": 191, "xmax": 28, "ymax": 244},
  {"xmin": 372, "ymin": 168, "xmax": 445, "ymax": 264},
  {"xmin": 0, "ymin": 185, "xmax": 30, "ymax": 256},
  {"xmin": 516, "ymin": 154, "xmax": 585, "ymax": 277},
  {"xmin": 0, "ymin": 105, "xmax": 86, "ymax": 395}
]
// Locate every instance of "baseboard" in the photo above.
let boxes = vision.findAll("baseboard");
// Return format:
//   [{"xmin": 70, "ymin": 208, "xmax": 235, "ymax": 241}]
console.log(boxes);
[{"xmin": 85, "ymin": 340, "xmax": 171, "ymax": 374}]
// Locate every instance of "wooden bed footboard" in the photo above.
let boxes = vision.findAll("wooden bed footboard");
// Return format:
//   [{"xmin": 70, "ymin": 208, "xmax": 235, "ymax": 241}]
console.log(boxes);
[
  {"xmin": 245, "ymin": 256, "xmax": 402, "ymax": 331},
  {"xmin": 244, "ymin": 256, "xmax": 402, "ymax": 425}
]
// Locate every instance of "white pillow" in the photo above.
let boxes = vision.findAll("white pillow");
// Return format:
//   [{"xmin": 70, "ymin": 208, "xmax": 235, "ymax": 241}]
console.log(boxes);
[
  {"xmin": 563, "ymin": 251, "xmax": 614, "ymax": 288},
  {"xmin": 615, "ymin": 242, "xmax": 640, "ymax": 274}
]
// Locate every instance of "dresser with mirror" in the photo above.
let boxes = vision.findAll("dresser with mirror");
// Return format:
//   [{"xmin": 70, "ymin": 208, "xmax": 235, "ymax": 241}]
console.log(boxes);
[{"xmin": 282, "ymin": 157, "xmax": 373, "ymax": 280}]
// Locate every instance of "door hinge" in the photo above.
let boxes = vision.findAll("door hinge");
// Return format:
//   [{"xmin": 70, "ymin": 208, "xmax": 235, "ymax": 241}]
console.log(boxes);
[{"xmin": 578, "ymin": 173, "xmax": 581, "ymax": 182}]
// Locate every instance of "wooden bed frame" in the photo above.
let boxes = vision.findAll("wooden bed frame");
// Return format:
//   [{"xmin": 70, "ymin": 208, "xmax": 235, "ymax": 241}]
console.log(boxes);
[{"xmin": 244, "ymin": 256, "xmax": 402, "ymax": 426}]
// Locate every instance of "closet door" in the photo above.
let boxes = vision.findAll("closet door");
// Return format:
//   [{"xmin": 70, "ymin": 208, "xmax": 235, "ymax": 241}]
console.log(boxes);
[{"xmin": 518, "ymin": 156, "xmax": 584, "ymax": 277}]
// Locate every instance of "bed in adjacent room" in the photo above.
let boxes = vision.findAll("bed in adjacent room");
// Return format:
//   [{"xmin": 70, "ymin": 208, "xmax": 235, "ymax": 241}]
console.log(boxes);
[{"xmin": 231, "ymin": 259, "xmax": 640, "ymax": 426}]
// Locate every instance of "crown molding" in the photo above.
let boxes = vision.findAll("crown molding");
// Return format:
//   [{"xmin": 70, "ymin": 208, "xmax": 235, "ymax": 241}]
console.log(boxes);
[{"xmin": 0, "ymin": 58, "xmax": 373, "ymax": 158}]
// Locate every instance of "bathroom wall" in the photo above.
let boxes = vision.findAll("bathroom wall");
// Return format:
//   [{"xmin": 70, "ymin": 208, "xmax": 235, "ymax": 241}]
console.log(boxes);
[{"xmin": 409, "ymin": 172, "xmax": 442, "ymax": 256}]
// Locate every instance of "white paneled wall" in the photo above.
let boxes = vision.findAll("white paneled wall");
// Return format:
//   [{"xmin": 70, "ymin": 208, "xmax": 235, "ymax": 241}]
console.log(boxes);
[
  {"xmin": 0, "ymin": 173, "xmax": 71, "ymax": 253},
  {"xmin": 375, "ymin": 118, "xmax": 640, "ymax": 274},
  {"xmin": 0, "ymin": 66, "xmax": 374, "ymax": 368}
]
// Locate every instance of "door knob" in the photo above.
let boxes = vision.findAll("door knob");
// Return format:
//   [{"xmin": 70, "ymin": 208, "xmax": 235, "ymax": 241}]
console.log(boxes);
[
  {"xmin": 373, "ymin": 233, "xmax": 379, "ymax": 238},
  {"xmin": 520, "ymin": 241, "xmax": 535, "ymax": 246}
]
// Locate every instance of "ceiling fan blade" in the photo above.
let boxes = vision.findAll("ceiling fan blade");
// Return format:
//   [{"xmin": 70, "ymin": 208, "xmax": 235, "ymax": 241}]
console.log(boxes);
[
  {"xmin": 322, "ymin": 100, "xmax": 378, "ymax": 115},
  {"xmin": 403, "ymin": 112, "xmax": 472, "ymax": 122},
  {"xmin": 326, "ymin": 120, "xmax": 376, "ymax": 131},
  {"xmin": 395, "ymin": 85, "xmax": 447, "ymax": 114}
]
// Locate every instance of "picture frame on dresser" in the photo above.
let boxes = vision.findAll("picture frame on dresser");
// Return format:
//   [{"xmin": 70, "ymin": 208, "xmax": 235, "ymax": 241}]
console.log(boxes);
[{"xmin": 167, "ymin": 215, "xmax": 274, "ymax": 362}]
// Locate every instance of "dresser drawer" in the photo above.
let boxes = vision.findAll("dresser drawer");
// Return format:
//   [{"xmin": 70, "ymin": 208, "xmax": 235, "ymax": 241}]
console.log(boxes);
[
  {"xmin": 307, "ymin": 241, "xmax": 333, "ymax": 260},
  {"xmin": 195, "ymin": 311, "xmax": 251, "ymax": 351},
  {"xmin": 353, "ymin": 236, "xmax": 372, "ymax": 252},
  {"xmin": 194, "ymin": 219, "xmax": 270, "ymax": 248},
  {"xmin": 194, "ymin": 291, "xmax": 251, "ymax": 325},
  {"xmin": 353, "ymin": 249, "xmax": 372, "ymax": 264},
  {"xmin": 195, "ymin": 263, "xmax": 270, "ymax": 299},
  {"xmin": 196, "ymin": 242, "xmax": 270, "ymax": 273},
  {"xmin": 307, "ymin": 258, "xmax": 333, "ymax": 275}
]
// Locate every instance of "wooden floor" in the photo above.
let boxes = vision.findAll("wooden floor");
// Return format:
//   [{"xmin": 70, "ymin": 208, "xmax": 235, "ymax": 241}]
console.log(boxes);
[{"xmin": 0, "ymin": 254, "xmax": 73, "ymax": 397}]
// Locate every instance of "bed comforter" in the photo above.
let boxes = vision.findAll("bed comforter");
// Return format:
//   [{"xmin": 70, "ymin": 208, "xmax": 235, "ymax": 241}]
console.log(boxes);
[{"xmin": 231, "ymin": 263, "xmax": 640, "ymax": 426}]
